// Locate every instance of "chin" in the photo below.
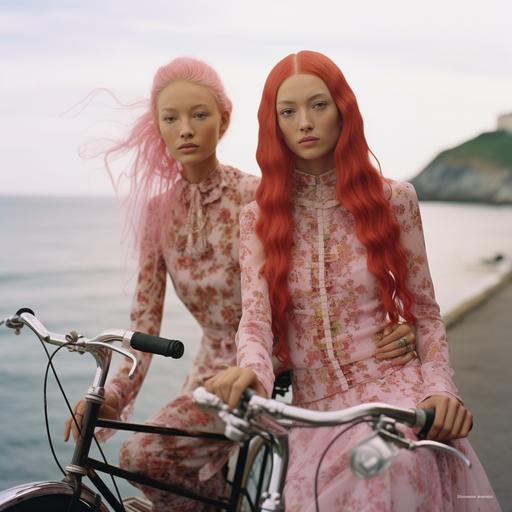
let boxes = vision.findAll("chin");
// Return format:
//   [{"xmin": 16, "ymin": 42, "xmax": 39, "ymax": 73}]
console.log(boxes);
[
  {"xmin": 296, "ymin": 150, "xmax": 324, "ymax": 162},
  {"xmin": 179, "ymin": 154, "xmax": 204, "ymax": 165}
]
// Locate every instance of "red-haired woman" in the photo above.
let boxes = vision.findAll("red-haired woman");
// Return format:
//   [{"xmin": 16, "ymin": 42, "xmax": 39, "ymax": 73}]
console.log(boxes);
[
  {"xmin": 206, "ymin": 51, "xmax": 500, "ymax": 511},
  {"xmin": 63, "ymin": 57, "xmax": 415, "ymax": 511}
]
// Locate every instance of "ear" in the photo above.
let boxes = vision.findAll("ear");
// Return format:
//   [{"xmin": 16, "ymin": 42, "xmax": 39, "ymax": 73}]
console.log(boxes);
[{"xmin": 219, "ymin": 111, "xmax": 230, "ymax": 138}]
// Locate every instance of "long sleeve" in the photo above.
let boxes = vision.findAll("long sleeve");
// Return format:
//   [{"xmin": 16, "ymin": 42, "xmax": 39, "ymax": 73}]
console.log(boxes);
[
  {"xmin": 107, "ymin": 201, "xmax": 167, "ymax": 421},
  {"xmin": 391, "ymin": 182, "xmax": 460, "ymax": 402},
  {"xmin": 235, "ymin": 203, "xmax": 275, "ymax": 398}
]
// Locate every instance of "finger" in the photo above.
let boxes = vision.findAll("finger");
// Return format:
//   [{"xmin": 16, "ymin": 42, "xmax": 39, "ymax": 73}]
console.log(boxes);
[
  {"xmin": 428, "ymin": 397, "xmax": 448, "ymax": 441},
  {"xmin": 64, "ymin": 417, "xmax": 71, "ymax": 442},
  {"xmin": 376, "ymin": 335, "xmax": 408, "ymax": 355},
  {"xmin": 212, "ymin": 377, "xmax": 230, "ymax": 406},
  {"xmin": 228, "ymin": 372, "xmax": 255, "ymax": 410},
  {"xmin": 376, "ymin": 325, "xmax": 410, "ymax": 348},
  {"xmin": 210, "ymin": 369, "xmax": 236, "ymax": 404},
  {"xmin": 450, "ymin": 406, "xmax": 467, "ymax": 439},
  {"xmin": 72, "ymin": 413, "xmax": 83, "ymax": 442},
  {"xmin": 65, "ymin": 400, "xmax": 83, "ymax": 442},
  {"xmin": 204, "ymin": 376, "xmax": 215, "ymax": 392},
  {"xmin": 380, "ymin": 323, "xmax": 396, "ymax": 337},
  {"xmin": 375, "ymin": 346, "xmax": 406, "ymax": 360},
  {"xmin": 254, "ymin": 379, "xmax": 267, "ymax": 397},
  {"xmin": 459, "ymin": 411, "xmax": 473, "ymax": 439},
  {"xmin": 376, "ymin": 342, "xmax": 413, "ymax": 360},
  {"xmin": 437, "ymin": 400, "xmax": 458, "ymax": 442},
  {"xmin": 388, "ymin": 351, "xmax": 415, "ymax": 367},
  {"xmin": 70, "ymin": 407, "xmax": 86, "ymax": 441}
]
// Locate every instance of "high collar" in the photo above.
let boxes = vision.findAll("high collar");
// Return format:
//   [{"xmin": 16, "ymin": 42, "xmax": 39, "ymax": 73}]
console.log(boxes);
[
  {"xmin": 175, "ymin": 164, "xmax": 224, "ymax": 206},
  {"xmin": 293, "ymin": 168, "xmax": 338, "ymax": 207}
]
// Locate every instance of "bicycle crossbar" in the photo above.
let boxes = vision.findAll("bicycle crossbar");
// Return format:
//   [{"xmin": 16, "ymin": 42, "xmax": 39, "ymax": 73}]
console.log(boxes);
[{"xmin": 95, "ymin": 419, "xmax": 226, "ymax": 440}]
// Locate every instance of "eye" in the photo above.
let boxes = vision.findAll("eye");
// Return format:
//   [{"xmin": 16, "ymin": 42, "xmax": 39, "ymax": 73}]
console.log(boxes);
[
  {"xmin": 312, "ymin": 101, "xmax": 328, "ymax": 110},
  {"xmin": 279, "ymin": 108, "xmax": 295, "ymax": 118},
  {"xmin": 193, "ymin": 111, "xmax": 208, "ymax": 120},
  {"xmin": 162, "ymin": 115, "xmax": 176, "ymax": 124}
]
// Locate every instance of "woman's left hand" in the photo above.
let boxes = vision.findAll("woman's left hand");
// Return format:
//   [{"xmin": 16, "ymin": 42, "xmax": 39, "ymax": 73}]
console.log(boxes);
[
  {"xmin": 417, "ymin": 394, "xmax": 473, "ymax": 441},
  {"xmin": 375, "ymin": 322, "xmax": 417, "ymax": 365}
]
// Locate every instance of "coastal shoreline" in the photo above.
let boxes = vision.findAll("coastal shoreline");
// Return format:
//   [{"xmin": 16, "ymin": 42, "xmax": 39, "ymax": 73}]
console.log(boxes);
[{"xmin": 443, "ymin": 267, "xmax": 512, "ymax": 328}]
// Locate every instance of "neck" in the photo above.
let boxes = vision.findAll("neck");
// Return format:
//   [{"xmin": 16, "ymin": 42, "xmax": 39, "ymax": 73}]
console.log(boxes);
[
  {"xmin": 294, "ymin": 153, "xmax": 335, "ymax": 176},
  {"xmin": 182, "ymin": 153, "xmax": 218, "ymax": 184}
]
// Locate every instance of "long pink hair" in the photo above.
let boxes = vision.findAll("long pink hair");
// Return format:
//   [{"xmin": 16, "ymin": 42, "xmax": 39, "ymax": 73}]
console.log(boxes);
[
  {"xmin": 104, "ymin": 57, "xmax": 232, "ymax": 260},
  {"xmin": 255, "ymin": 51, "xmax": 416, "ymax": 365}
]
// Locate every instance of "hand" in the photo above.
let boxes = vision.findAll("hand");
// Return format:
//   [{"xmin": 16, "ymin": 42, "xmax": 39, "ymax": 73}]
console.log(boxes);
[
  {"xmin": 375, "ymin": 322, "xmax": 417, "ymax": 366},
  {"xmin": 64, "ymin": 390, "xmax": 120, "ymax": 443},
  {"xmin": 204, "ymin": 367, "xmax": 267, "ymax": 410},
  {"xmin": 417, "ymin": 395, "xmax": 473, "ymax": 442}
]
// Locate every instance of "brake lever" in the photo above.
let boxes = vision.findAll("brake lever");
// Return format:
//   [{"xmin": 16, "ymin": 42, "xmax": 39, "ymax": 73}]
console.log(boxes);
[
  {"xmin": 192, "ymin": 387, "xmax": 253, "ymax": 442},
  {"xmin": 412, "ymin": 440, "xmax": 472, "ymax": 467},
  {"xmin": 89, "ymin": 341, "xmax": 138, "ymax": 378},
  {"xmin": 376, "ymin": 424, "xmax": 472, "ymax": 468},
  {"xmin": 193, "ymin": 386, "xmax": 228, "ymax": 411}
]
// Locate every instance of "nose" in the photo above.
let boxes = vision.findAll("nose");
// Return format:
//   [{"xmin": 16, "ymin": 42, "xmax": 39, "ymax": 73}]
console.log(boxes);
[
  {"xmin": 298, "ymin": 109, "xmax": 313, "ymax": 133},
  {"xmin": 180, "ymin": 120, "xmax": 194, "ymax": 139}
]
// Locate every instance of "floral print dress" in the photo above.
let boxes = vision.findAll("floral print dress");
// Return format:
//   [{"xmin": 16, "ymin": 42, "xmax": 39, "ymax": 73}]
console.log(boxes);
[
  {"xmin": 237, "ymin": 169, "xmax": 500, "ymax": 512},
  {"xmin": 105, "ymin": 164, "xmax": 259, "ymax": 511}
]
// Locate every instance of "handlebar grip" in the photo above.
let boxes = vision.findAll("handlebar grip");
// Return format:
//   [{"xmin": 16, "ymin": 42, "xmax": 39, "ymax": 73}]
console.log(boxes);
[
  {"xmin": 131, "ymin": 332, "xmax": 184, "ymax": 359},
  {"xmin": 16, "ymin": 307, "xmax": 35, "ymax": 316},
  {"xmin": 417, "ymin": 408, "xmax": 436, "ymax": 439}
]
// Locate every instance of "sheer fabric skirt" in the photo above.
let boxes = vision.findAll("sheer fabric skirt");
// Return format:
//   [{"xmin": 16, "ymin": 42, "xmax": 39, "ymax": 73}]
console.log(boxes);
[{"xmin": 285, "ymin": 361, "xmax": 501, "ymax": 512}]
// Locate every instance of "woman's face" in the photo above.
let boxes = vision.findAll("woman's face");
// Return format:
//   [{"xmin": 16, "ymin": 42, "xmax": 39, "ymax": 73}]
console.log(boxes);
[
  {"xmin": 156, "ymin": 80, "xmax": 228, "ymax": 170},
  {"xmin": 276, "ymin": 73, "xmax": 342, "ymax": 174}
]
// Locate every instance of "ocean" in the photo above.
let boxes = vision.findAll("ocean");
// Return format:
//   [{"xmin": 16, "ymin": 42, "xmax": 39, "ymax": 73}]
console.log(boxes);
[{"xmin": 0, "ymin": 195, "xmax": 511, "ymax": 498}]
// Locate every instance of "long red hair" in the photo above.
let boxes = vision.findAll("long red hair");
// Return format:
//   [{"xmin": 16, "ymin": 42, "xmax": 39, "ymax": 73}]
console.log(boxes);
[{"xmin": 255, "ymin": 51, "xmax": 415, "ymax": 366}]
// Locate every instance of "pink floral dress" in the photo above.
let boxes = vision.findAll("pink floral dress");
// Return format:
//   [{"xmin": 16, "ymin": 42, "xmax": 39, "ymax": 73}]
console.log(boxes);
[
  {"xmin": 237, "ymin": 169, "xmax": 500, "ymax": 512},
  {"xmin": 105, "ymin": 164, "xmax": 259, "ymax": 511}
]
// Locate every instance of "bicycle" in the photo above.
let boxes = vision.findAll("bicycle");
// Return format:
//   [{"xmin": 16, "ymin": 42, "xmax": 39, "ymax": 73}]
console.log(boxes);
[
  {"xmin": 0, "ymin": 308, "xmax": 284, "ymax": 512},
  {"xmin": 192, "ymin": 386, "xmax": 472, "ymax": 511}
]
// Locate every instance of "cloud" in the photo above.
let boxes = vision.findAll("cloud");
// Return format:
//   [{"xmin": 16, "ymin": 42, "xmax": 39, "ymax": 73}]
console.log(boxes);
[{"xmin": 0, "ymin": 0, "xmax": 511, "ymax": 195}]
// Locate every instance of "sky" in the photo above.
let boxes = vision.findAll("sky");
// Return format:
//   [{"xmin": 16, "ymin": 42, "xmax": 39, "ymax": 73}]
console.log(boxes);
[{"xmin": 1, "ymin": 0, "xmax": 511, "ymax": 196}]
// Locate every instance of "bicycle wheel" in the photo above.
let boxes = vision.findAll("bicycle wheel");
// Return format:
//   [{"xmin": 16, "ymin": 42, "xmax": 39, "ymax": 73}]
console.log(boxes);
[
  {"xmin": 237, "ymin": 437, "xmax": 273, "ymax": 512},
  {"xmin": 0, "ymin": 481, "xmax": 109, "ymax": 512}
]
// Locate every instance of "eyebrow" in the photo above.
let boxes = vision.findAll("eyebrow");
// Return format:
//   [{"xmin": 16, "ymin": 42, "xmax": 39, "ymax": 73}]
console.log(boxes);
[
  {"xmin": 276, "ymin": 93, "xmax": 329, "ymax": 106},
  {"xmin": 160, "ymin": 104, "xmax": 210, "ymax": 112}
]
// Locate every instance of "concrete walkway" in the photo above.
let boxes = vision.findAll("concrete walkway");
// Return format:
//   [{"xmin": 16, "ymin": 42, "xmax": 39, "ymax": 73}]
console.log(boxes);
[{"xmin": 448, "ymin": 278, "xmax": 512, "ymax": 511}]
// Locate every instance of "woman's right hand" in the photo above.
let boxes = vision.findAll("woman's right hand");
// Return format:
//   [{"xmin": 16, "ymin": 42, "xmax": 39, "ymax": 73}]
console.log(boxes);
[
  {"xmin": 204, "ymin": 367, "xmax": 267, "ymax": 410},
  {"xmin": 64, "ymin": 390, "xmax": 120, "ymax": 443}
]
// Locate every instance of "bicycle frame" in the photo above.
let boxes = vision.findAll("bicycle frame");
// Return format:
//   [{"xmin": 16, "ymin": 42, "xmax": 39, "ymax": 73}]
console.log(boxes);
[
  {"xmin": 70, "ymin": 398, "xmax": 252, "ymax": 512},
  {"xmin": 0, "ymin": 310, "xmax": 274, "ymax": 512}
]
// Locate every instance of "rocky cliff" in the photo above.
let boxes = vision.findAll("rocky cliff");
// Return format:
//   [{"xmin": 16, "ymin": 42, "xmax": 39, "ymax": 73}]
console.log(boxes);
[{"xmin": 410, "ymin": 130, "xmax": 512, "ymax": 204}]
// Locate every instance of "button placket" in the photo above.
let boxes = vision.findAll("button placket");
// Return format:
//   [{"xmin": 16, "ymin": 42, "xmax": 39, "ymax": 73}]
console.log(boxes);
[{"xmin": 316, "ymin": 180, "xmax": 348, "ymax": 391}]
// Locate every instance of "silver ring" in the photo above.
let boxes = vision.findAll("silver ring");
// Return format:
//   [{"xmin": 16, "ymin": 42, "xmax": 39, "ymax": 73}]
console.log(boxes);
[{"xmin": 398, "ymin": 337, "xmax": 408, "ymax": 348}]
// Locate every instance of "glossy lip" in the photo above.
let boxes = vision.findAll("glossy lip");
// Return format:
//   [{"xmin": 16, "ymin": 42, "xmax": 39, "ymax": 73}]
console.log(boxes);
[
  {"xmin": 178, "ymin": 143, "xmax": 199, "ymax": 150},
  {"xmin": 298, "ymin": 136, "xmax": 319, "ymax": 144}
]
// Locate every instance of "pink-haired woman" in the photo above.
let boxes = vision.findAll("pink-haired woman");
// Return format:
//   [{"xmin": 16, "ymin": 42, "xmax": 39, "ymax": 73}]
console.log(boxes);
[
  {"xmin": 206, "ymin": 51, "xmax": 500, "ymax": 511},
  {"xmin": 64, "ymin": 56, "xmax": 418, "ymax": 511}
]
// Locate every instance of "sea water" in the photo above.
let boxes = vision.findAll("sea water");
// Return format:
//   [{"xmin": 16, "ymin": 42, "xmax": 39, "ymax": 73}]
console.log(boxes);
[{"xmin": 0, "ymin": 195, "xmax": 511, "ymax": 494}]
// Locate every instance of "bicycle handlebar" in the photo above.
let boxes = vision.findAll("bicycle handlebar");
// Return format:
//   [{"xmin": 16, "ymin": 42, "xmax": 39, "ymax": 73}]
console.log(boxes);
[
  {"xmin": 193, "ymin": 386, "xmax": 471, "ymax": 469},
  {"xmin": 2, "ymin": 308, "xmax": 185, "ymax": 360},
  {"xmin": 194, "ymin": 386, "xmax": 428, "ymax": 431}
]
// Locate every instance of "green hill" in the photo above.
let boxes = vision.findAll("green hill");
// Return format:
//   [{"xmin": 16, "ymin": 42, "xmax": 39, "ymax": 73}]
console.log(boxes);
[{"xmin": 410, "ymin": 130, "xmax": 512, "ymax": 204}]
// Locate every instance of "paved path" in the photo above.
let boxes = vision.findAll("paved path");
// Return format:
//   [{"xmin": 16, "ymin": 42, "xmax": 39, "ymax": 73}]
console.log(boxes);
[{"xmin": 448, "ymin": 279, "xmax": 512, "ymax": 511}]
